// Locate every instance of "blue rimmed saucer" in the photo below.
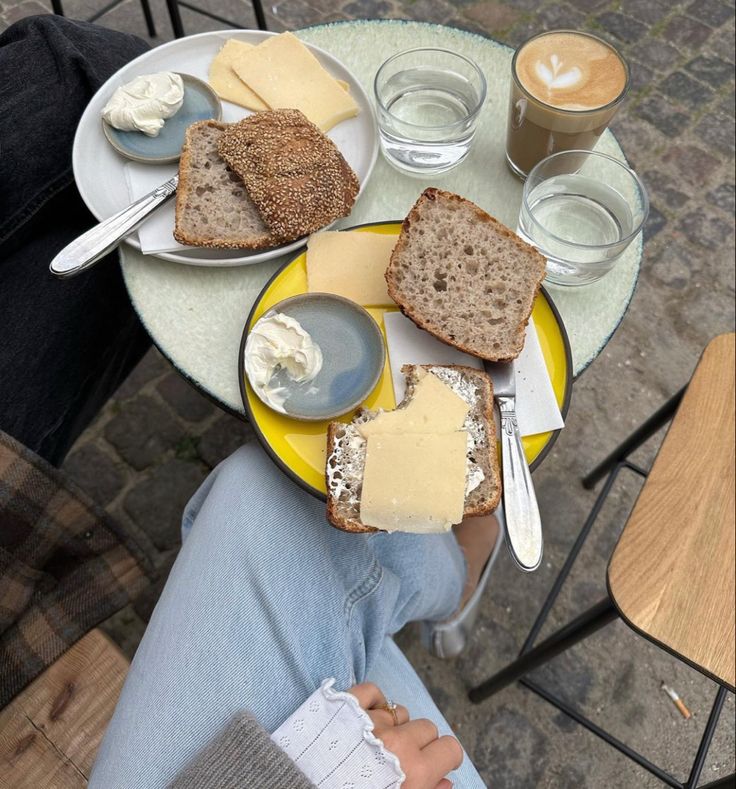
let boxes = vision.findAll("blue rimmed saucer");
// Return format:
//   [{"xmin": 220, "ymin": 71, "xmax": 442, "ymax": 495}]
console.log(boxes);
[
  {"xmin": 101, "ymin": 73, "xmax": 221, "ymax": 164},
  {"xmin": 244, "ymin": 293, "xmax": 386, "ymax": 422}
]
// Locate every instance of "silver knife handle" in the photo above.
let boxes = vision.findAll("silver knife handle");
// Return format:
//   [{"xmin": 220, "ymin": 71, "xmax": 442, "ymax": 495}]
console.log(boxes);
[
  {"xmin": 49, "ymin": 175, "xmax": 179, "ymax": 279},
  {"xmin": 498, "ymin": 395, "xmax": 543, "ymax": 572}
]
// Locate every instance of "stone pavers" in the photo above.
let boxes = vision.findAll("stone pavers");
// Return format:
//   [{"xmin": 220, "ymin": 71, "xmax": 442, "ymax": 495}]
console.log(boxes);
[{"xmin": 1, "ymin": 0, "xmax": 734, "ymax": 785}]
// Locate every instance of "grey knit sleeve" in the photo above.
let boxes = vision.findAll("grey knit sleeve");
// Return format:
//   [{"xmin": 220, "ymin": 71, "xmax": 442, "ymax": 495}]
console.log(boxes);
[{"xmin": 168, "ymin": 713, "xmax": 316, "ymax": 789}]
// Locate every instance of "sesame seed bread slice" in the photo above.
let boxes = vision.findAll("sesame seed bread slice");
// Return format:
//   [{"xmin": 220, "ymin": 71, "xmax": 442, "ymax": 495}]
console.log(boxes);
[
  {"xmin": 174, "ymin": 120, "xmax": 280, "ymax": 249},
  {"xmin": 325, "ymin": 364, "xmax": 501, "ymax": 533},
  {"xmin": 386, "ymin": 188, "xmax": 547, "ymax": 362},
  {"xmin": 217, "ymin": 109, "xmax": 360, "ymax": 242}
]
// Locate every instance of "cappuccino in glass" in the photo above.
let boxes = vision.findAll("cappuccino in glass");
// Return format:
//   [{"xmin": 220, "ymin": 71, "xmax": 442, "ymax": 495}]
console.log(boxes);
[{"xmin": 506, "ymin": 30, "xmax": 629, "ymax": 178}]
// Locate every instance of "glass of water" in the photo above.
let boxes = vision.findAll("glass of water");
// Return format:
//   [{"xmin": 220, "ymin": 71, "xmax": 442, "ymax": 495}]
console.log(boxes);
[
  {"xmin": 374, "ymin": 48, "xmax": 487, "ymax": 175},
  {"xmin": 517, "ymin": 150, "xmax": 649, "ymax": 286}
]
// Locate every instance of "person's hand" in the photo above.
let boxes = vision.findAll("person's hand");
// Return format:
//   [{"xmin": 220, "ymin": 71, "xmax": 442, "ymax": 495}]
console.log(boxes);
[{"xmin": 349, "ymin": 682, "xmax": 463, "ymax": 789}]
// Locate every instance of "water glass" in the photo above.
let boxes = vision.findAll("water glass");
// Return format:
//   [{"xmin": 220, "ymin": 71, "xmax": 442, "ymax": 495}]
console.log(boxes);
[
  {"xmin": 374, "ymin": 48, "xmax": 487, "ymax": 175},
  {"xmin": 516, "ymin": 149, "xmax": 648, "ymax": 286}
]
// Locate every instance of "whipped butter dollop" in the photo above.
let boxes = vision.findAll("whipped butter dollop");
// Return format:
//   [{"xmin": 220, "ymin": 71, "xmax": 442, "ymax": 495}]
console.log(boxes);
[
  {"xmin": 102, "ymin": 72, "xmax": 184, "ymax": 137},
  {"xmin": 245, "ymin": 312, "xmax": 323, "ymax": 414}
]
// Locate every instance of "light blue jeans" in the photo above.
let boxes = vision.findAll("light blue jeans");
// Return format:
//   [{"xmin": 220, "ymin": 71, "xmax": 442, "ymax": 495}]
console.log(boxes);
[{"xmin": 90, "ymin": 443, "xmax": 487, "ymax": 788}]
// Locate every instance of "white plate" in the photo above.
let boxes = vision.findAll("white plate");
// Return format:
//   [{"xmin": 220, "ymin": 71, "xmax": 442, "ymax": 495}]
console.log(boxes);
[{"xmin": 73, "ymin": 30, "xmax": 379, "ymax": 267}]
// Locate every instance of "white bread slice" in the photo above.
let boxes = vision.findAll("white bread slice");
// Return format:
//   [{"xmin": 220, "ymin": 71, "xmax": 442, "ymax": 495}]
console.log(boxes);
[
  {"xmin": 386, "ymin": 188, "xmax": 546, "ymax": 362},
  {"xmin": 325, "ymin": 364, "xmax": 501, "ymax": 533}
]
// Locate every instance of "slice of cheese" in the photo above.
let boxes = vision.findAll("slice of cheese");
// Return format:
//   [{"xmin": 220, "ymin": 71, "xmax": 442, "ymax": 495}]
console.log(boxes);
[
  {"xmin": 208, "ymin": 40, "xmax": 269, "ymax": 111},
  {"xmin": 307, "ymin": 231, "xmax": 396, "ymax": 306},
  {"xmin": 230, "ymin": 32, "xmax": 359, "ymax": 131},
  {"xmin": 359, "ymin": 432, "xmax": 468, "ymax": 533},
  {"xmin": 359, "ymin": 370, "xmax": 470, "ymax": 437}
]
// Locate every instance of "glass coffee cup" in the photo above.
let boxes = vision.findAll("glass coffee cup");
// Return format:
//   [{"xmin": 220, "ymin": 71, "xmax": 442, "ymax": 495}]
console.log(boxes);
[{"xmin": 505, "ymin": 30, "xmax": 630, "ymax": 179}]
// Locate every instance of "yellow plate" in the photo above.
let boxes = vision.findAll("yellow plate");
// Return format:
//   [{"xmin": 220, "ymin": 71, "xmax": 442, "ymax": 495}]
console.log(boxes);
[{"xmin": 239, "ymin": 222, "xmax": 572, "ymax": 500}]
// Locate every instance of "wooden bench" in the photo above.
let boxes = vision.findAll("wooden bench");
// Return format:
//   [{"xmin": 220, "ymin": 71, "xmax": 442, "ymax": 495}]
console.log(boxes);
[{"xmin": 0, "ymin": 629, "xmax": 129, "ymax": 788}]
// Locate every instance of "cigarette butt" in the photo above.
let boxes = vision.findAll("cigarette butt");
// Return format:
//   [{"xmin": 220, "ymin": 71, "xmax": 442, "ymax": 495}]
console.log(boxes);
[{"xmin": 661, "ymin": 683, "xmax": 691, "ymax": 719}]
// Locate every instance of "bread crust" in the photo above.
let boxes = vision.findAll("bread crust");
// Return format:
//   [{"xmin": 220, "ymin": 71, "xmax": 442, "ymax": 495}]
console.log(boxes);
[
  {"xmin": 324, "ymin": 363, "xmax": 501, "ymax": 533},
  {"xmin": 325, "ymin": 422, "xmax": 378, "ymax": 533},
  {"xmin": 443, "ymin": 364, "xmax": 501, "ymax": 515},
  {"xmin": 385, "ymin": 188, "xmax": 546, "ymax": 362},
  {"xmin": 173, "ymin": 120, "xmax": 280, "ymax": 250}
]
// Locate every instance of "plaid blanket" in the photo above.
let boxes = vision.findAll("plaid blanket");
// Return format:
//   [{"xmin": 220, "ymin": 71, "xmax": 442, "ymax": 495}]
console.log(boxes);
[{"xmin": 0, "ymin": 430, "xmax": 154, "ymax": 708}]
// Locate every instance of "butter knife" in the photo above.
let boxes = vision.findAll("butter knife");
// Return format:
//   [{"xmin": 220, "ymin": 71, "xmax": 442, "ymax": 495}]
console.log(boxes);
[
  {"xmin": 484, "ymin": 359, "xmax": 543, "ymax": 572},
  {"xmin": 49, "ymin": 175, "xmax": 179, "ymax": 279}
]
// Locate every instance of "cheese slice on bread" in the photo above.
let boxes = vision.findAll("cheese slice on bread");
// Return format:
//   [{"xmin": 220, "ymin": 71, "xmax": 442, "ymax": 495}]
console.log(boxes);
[
  {"xmin": 326, "ymin": 364, "xmax": 501, "ymax": 533},
  {"xmin": 360, "ymin": 432, "xmax": 468, "ymax": 533},
  {"xmin": 386, "ymin": 188, "xmax": 546, "ymax": 362}
]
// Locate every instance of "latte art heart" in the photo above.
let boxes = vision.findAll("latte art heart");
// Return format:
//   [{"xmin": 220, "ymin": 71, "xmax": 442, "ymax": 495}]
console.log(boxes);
[
  {"xmin": 535, "ymin": 55, "xmax": 582, "ymax": 90},
  {"xmin": 515, "ymin": 32, "xmax": 627, "ymax": 111}
]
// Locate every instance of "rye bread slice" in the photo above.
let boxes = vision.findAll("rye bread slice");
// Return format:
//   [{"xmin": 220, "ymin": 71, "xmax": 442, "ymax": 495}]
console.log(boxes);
[
  {"xmin": 325, "ymin": 364, "xmax": 501, "ymax": 533},
  {"xmin": 173, "ymin": 120, "xmax": 280, "ymax": 250},
  {"xmin": 217, "ymin": 109, "xmax": 360, "ymax": 242},
  {"xmin": 386, "ymin": 188, "xmax": 547, "ymax": 362}
]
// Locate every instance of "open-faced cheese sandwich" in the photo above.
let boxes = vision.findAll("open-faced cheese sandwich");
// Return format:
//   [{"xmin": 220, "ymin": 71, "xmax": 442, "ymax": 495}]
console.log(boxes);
[{"xmin": 326, "ymin": 364, "xmax": 501, "ymax": 533}]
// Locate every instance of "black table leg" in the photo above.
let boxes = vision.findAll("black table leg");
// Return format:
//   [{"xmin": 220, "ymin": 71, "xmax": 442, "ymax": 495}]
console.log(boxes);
[
  {"xmin": 698, "ymin": 777, "xmax": 736, "ymax": 789},
  {"xmin": 469, "ymin": 598, "xmax": 619, "ymax": 703},
  {"xmin": 686, "ymin": 686, "xmax": 730, "ymax": 788},
  {"xmin": 252, "ymin": 0, "xmax": 267, "ymax": 29},
  {"xmin": 50, "ymin": 0, "xmax": 64, "ymax": 14},
  {"xmin": 165, "ymin": 0, "xmax": 185, "ymax": 38},
  {"xmin": 139, "ymin": 0, "xmax": 157, "ymax": 37},
  {"xmin": 582, "ymin": 387, "xmax": 686, "ymax": 489}
]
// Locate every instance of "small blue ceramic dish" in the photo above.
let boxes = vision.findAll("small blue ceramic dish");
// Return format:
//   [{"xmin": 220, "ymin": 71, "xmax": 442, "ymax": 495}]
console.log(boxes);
[
  {"xmin": 101, "ymin": 73, "xmax": 222, "ymax": 164},
  {"xmin": 248, "ymin": 294, "xmax": 386, "ymax": 421}
]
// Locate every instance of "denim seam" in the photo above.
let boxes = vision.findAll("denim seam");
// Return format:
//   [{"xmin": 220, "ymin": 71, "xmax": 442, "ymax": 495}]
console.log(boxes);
[{"xmin": 343, "ymin": 560, "xmax": 383, "ymax": 623}]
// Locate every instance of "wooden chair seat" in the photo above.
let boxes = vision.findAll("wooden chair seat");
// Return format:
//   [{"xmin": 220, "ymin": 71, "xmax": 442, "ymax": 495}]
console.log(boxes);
[
  {"xmin": 608, "ymin": 333, "xmax": 736, "ymax": 689},
  {"xmin": 0, "ymin": 629, "xmax": 129, "ymax": 788}
]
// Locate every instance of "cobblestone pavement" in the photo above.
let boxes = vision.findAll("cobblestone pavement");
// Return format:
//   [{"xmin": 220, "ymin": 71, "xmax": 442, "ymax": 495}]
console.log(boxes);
[{"xmin": 2, "ymin": 0, "xmax": 734, "ymax": 785}]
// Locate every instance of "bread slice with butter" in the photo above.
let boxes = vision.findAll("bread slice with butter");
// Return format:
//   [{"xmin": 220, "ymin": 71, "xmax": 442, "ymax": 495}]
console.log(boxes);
[
  {"xmin": 325, "ymin": 364, "xmax": 501, "ymax": 533},
  {"xmin": 386, "ymin": 188, "xmax": 546, "ymax": 362}
]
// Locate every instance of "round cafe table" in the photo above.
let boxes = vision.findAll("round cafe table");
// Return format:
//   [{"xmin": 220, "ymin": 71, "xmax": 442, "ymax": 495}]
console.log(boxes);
[{"xmin": 119, "ymin": 19, "xmax": 642, "ymax": 416}]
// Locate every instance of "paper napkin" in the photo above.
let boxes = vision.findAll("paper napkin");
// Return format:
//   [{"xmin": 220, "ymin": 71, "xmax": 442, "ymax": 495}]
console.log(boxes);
[
  {"xmin": 383, "ymin": 312, "xmax": 564, "ymax": 437},
  {"xmin": 124, "ymin": 161, "xmax": 185, "ymax": 255}
]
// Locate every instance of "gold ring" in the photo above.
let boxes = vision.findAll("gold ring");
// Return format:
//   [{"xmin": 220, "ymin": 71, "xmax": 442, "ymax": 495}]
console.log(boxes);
[{"xmin": 376, "ymin": 699, "xmax": 399, "ymax": 726}]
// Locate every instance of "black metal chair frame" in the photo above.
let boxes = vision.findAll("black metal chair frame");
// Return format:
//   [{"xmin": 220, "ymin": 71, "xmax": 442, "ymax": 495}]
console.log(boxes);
[
  {"xmin": 164, "ymin": 0, "xmax": 266, "ymax": 39},
  {"xmin": 51, "ymin": 0, "xmax": 157, "ymax": 38},
  {"xmin": 469, "ymin": 388, "xmax": 735, "ymax": 789}
]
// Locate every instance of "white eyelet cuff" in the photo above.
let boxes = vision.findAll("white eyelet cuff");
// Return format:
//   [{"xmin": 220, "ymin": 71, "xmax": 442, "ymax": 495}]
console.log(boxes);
[{"xmin": 271, "ymin": 678, "xmax": 405, "ymax": 788}]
